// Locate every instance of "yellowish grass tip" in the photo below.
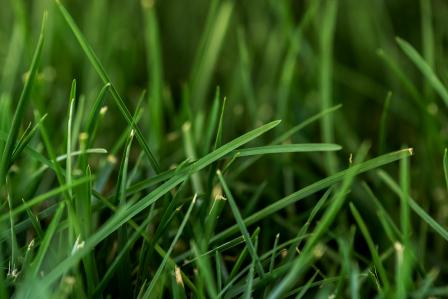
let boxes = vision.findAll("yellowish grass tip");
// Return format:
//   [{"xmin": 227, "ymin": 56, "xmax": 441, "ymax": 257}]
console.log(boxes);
[
  {"xmin": 175, "ymin": 267, "xmax": 184, "ymax": 287},
  {"xmin": 79, "ymin": 132, "xmax": 88, "ymax": 141},
  {"xmin": 107, "ymin": 154, "xmax": 118, "ymax": 164},
  {"xmin": 182, "ymin": 121, "xmax": 191, "ymax": 132},
  {"xmin": 141, "ymin": 0, "xmax": 155, "ymax": 8},
  {"xmin": 192, "ymin": 193, "xmax": 198, "ymax": 204},
  {"xmin": 100, "ymin": 106, "xmax": 108, "ymax": 115}
]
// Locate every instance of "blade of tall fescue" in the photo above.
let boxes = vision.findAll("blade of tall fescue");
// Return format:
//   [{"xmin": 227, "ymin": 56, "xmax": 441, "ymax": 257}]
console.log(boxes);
[
  {"xmin": 217, "ymin": 170, "xmax": 265, "ymax": 278},
  {"xmin": 267, "ymin": 142, "xmax": 370, "ymax": 299},
  {"xmin": 377, "ymin": 170, "xmax": 448, "ymax": 241},
  {"xmin": 38, "ymin": 120, "xmax": 280, "ymax": 286},
  {"xmin": 396, "ymin": 37, "xmax": 448, "ymax": 107},
  {"xmin": 212, "ymin": 148, "xmax": 413, "ymax": 242},
  {"xmin": 319, "ymin": 0, "xmax": 338, "ymax": 174},
  {"xmin": 142, "ymin": 195, "xmax": 197, "ymax": 298},
  {"xmin": 349, "ymin": 203, "xmax": 390, "ymax": 292},
  {"xmin": 55, "ymin": 0, "xmax": 160, "ymax": 173},
  {"xmin": 142, "ymin": 0, "xmax": 163, "ymax": 152},
  {"xmin": 0, "ymin": 13, "xmax": 46, "ymax": 188},
  {"xmin": 230, "ymin": 143, "xmax": 341, "ymax": 157}
]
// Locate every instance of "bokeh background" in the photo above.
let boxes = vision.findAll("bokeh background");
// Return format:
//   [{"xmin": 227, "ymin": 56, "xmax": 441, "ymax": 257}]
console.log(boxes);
[{"xmin": 2, "ymin": 0, "xmax": 448, "ymax": 296}]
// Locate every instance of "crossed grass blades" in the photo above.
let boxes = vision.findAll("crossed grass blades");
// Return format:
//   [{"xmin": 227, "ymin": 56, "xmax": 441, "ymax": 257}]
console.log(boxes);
[{"xmin": 1, "ymin": 0, "xmax": 448, "ymax": 298}]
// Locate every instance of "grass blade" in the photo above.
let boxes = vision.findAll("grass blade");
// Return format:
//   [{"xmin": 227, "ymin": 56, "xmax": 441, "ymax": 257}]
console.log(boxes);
[
  {"xmin": 142, "ymin": 195, "xmax": 197, "ymax": 298},
  {"xmin": 396, "ymin": 37, "xmax": 448, "ymax": 106},
  {"xmin": 213, "ymin": 148, "xmax": 413, "ymax": 242},
  {"xmin": 0, "ymin": 13, "xmax": 46, "ymax": 187},
  {"xmin": 377, "ymin": 170, "xmax": 448, "ymax": 242},
  {"xmin": 349, "ymin": 202, "xmax": 390, "ymax": 291},
  {"xmin": 217, "ymin": 170, "xmax": 265, "ymax": 278},
  {"xmin": 55, "ymin": 0, "xmax": 160, "ymax": 173},
  {"xmin": 232, "ymin": 143, "xmax": 341, "ymax": 157}
]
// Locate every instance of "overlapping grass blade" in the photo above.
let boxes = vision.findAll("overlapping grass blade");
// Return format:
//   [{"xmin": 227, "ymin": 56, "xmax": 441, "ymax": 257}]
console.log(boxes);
[
  {"xmin": 141, "ymin": 195, "xmax": 196, "ymax": 298},
  {"xmin": 349, "ymin": 202, "xmax": 390, "ymax": 291},
  {"xmin": 267, "ymin": 143, "xmax": 369, "ymax": 299},
  {"xmin": 55, "ymin": 0, "xmax": 160, "ymax": 173},
  {"xmin": 377, "ymin": 170, "xmax": 448, "ymax": 241},
  {"xmin": 40, "ymin": 120, "xmax": 280, "ymax": 285},
  {"xmin": 217, "ymin": 170, "xmax": 265, "ymax": 278},
  {"xmin": 213, "ymin": 148, "xmax": 412, "ymax": 242}
]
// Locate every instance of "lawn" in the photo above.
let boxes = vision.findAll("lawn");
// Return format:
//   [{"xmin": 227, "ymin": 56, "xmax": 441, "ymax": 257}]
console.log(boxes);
[{"xmin": 0, "ymin": 0, "xmax": 448, "ymax": 298}]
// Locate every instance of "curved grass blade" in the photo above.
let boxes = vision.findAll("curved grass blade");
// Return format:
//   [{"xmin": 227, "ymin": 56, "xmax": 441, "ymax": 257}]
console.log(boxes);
[{"xmin": 55, "ymin": 0, "xmax": 160, "ymax": 173}]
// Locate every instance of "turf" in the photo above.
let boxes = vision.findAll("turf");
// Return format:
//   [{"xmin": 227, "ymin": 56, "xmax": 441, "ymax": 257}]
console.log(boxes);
[{"xmin": 1, "ymin": 0, "xmax": 448, "ymax": 298}]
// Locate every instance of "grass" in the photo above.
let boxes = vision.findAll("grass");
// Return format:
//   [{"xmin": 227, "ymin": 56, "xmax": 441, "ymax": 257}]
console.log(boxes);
[{"xmin": 1, "ymin": 0, "xmax": 448, "ymax": 298}]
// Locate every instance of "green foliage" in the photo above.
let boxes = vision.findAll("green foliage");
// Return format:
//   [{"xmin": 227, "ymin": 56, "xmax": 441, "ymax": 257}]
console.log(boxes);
[{"xmin": 0, "ymin": 0, "xmax": 448, "ymax": 298}]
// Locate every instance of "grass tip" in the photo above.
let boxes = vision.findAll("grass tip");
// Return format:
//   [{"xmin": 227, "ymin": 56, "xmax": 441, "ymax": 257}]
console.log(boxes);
[
  {"xmin": 192, "ymin": 193, "xmax": 198, "ymax": 204},
  {"xmin": 79, "ymin": 132, "xmax": 88, "ymax": 141},
  {"xmin": 141, "ymin": 0, "xmax": 155, "ymax": 9},
  {"xmin": 182, "ymin": 121, "xmax": 191, "ymax": 132},
  {"xmin": 394, "ymin": 242, "xmax": 404, "ymax": 253},
  {"xmin": 107, "ymin": 154, "xmax": 118, "ymax": 164},
  {"xmin": 408, "ymin": 148, "xmax": 414, "ymax": 156},
  {"xmin": 376, "ymin": 48, "xmax": 385, "ymax": 56},
  {"xmin": 100, "ymin": 106, "xmax": 108, "ymax": 115},
  {"xmin": 216, "ymin": 169, "xmax": 222, "ymax": 175},
  {"xmin": 174, "ymin": 266, "xmax": 184, "ymax": 287}
]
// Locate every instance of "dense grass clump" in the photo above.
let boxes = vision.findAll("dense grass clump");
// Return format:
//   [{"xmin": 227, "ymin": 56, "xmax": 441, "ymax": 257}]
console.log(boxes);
[{"xmin": 1, "ymin": 0, "xmax": 448, "ymax": 298}]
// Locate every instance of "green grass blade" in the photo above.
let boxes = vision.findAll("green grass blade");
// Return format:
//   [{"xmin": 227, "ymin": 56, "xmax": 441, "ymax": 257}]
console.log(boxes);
[
  {"xmin": 142, "ymin": 0, "xmax": 164, "ymax": 151},
  {"xmin": 217, "ymin": 170, "xmax": 265, "ymax": 278},
  {"xmin": 29, "ymin": 202, "xmax": 65, "ymax": 277},
  {"xmin": 378, "ymin": 92, "xmax": 392, "ymax": 154},
  {"xmin": 242, "ymin": 263, "xmax": 254, "ymax": 299},
  {"xmin": 377, "ymin": 170, "xmax": 448, "ymax": 241},
  {"xmin": 232, "ymin": 104, "xmax": 342, "ymax": 177},
  {"xmin": 232, "ymin": 143, "xmax": 341, "ymax": 157},
  {"xmin": 0, "ymin": 13, "xmax": 46, "ymax": 188},
  {"xmin": 11, "ymin": 113, "xmax": 47, "ymax": 164},
  {"xmin": 319, "ymin": 0, "xmax": 338, "ymax": 174},
  {"xmin": 213, "ymin": 148, "xmax": 412, "ymax": 242},
  {"xmin": 142, "ymin": 195, "xmax": 197, "ymax": 298},
  {"xmin": 41, "ymin": 120, "xmax": 280, "ymax": 286},
  {"xmin": 267, "ymin": 143, "xmax": 369, "ymax": 299},
  {"xmin": 190, "ymin": 1, "xmax": 234, "ymax": 110},
  {"xmin": 396, "ymin": 37, "xmax": 448, "ymax": 106},
  {"xmin": 444, "ymin": 149, "xmax": 448, "ymax": 191},
  {"xmin": 55, "ymin": 0, "xmax": 160, "ymax": 173},
  {"xmin": 349, "ymin": 202, "xmax": 390, "ymax": 291}
]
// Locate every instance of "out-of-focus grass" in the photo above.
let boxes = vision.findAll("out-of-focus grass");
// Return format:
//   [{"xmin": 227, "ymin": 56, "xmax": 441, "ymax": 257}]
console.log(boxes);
[{"xmin": 1, "ymin": 0, "xmax": 448, "ymax": 298}]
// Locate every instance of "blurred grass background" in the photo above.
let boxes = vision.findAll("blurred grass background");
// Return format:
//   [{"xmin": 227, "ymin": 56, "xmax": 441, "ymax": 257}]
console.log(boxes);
[{"xmin": 2, "ymin": 0, "xmax": 448, "ymax": 297}]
